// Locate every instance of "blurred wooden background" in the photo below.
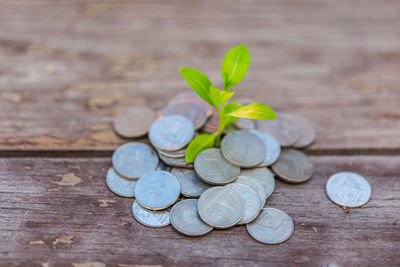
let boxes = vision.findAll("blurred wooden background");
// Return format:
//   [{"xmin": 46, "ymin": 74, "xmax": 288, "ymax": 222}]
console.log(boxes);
[{"xmin": 0, "ymin": 0, "xmax": 399, "ymax": 266}]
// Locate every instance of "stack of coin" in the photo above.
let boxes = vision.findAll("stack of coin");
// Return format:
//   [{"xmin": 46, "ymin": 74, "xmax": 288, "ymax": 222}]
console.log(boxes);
[{"xmin": 107, "ymin": 92, "xmax": 320, "ymax": 244}]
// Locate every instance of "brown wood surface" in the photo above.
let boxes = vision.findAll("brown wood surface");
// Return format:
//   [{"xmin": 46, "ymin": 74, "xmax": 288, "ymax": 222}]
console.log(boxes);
[
  {"xmin": 1, "ymin": 0, "xmax": 400, "ymax": 266},
  {"xmin": 0, "ymin": 156, "xmax": 399, "ymax": 266}
]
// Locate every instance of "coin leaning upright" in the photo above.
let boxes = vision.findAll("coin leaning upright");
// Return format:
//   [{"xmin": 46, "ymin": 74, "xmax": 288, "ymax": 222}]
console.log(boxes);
[
  {"xmin": 246, "ymin": 208, "xmax": 294, "ymax": 245},
  {"xmin": 221, "ymin": 130, "xmax": 266, "ymax": 168},
  {"xmin": 134, "ymin": 171, "xmax": 181, "ymax": 210},
  {"xmin": 112, "ymin": 142, "xmax": 159, "ymax": 180},
  {"xmin": 170, "ymin": 199, "xmax": 213, "ymax": 237},
  {"xmin": 106, "ymin": 168, "xmax": 136, "ymax": 198},
  {"xmin": 194, "ymin": 148, "xmax": 240, "ymax": 185},
  {"xmin": 198, "ymin": 186, "xmax": 244, "ymax": 229},
  {"xmin": 113, "ymin": 105, "xmax": 156, "ymax": 138}
]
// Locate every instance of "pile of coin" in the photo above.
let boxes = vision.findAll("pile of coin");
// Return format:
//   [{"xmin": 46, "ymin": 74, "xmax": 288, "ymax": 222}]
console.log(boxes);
[{"xmin": 107, "ymin": 91, "xmax": 361, "ymax": 244}]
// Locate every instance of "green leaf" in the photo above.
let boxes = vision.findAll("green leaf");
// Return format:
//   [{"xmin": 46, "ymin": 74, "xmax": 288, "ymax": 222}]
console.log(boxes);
[
  {"xmin": 179, "ymin": 67, "xmax": 214, "ymax": 107},
  {"xmin": 208, "ymin": 86, "xmax": 235, "ymax": 107},
  {"xmin": 185, "ymin": 134, "xmax": 216, "ymax": 163},
  {"xmin": 226, "ymin": 103, "xmax": 276, "ymax": 120},
  {"xmin": 223, "ymin": 101, "xmax": 242, "ymax": 127},
  {"xmin": 221, "ymin": 45, "xmax": 251, "ymax": 90}
]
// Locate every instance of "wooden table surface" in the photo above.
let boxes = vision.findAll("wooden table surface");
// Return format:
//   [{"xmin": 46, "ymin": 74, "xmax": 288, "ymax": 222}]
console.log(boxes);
[{"xmin": 1, "ymin": 0, "xmax": 399, "ymax": 266}]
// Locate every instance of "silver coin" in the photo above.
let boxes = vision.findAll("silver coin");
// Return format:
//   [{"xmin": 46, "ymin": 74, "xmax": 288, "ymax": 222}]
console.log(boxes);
[
  {"xmin": 233, "ymin": 118, "xmax": 257, "ymax": 130},
  {"xmin": 170, "ymin": 199, "xmax": 213, "ymax": 237},
  {"xmin": 155, "ymin": 161, "xmax": 169, "ymax": 171},
  {"xmin": 225, "ymin": 183, "xmax": 262, "ymax": 225},
  {"xmin": 168, "ymin": 91, "xmax": 214, "ymax": 118},
  {"xmin": 271, "ymin": 148, "xmax": 314, "ymax": 184},
  {"xmin": 198, "ymin": 186, "xmax": 244, "ymax": 229},
  {"xmin": 106, "ymin": 168, "xmax": 136, "ymax": 198},
  {"xmin": 158, "ymin": 101, "xmax": 208, "ymax": 130},
  {"xmin": 246, "ymin": 208, "xmax": 294, "ymax": 245},
  {"xmin": 171, "ymin": 168, "xmax": 211, "ymax": 198},
  {"xmin": 148, "ymin": 115, "xmax": 195, "ymax": 151},
  {"xmin": 292, "ymin": 115, "xmax": 316, "ymax": 148},
  {"xmin": 258, "ymin": 113, "xmax": 300, "ymax": 147},
  {"xmin": 112, "ymin": 142, "xmax": 159, "ymax": 180},
  {"xmin": 132, "ymin": 200, "xmax": 170, "ymax": 228},
  {"xmin": 194, "ymin": 148, "xmax": 240, "ymax": 185},
  {"xmin": 239, "ymin": 168, "xmax": 275, "ymax": 200},
  {"xmin": 113, "ymin": 105, "xmax": 156, "ymax": 138},
  {"xmin": 221, "ymin": 130, "xmax": 266, "ymax": 168},
  {"xmin": 235, "ymin": 175, "xmax": 267, "ymax": 207},
  {"xmin": 157, "ymin": 147, "xmax": 186, "ymax": 159},
  {"xmin": 202, "ymin": 110, "xmax": 219, "ymax": 134},
  {"xmin": 249, "ymin": 129, "xmax": 281, "ymax": 166},
  {"xmin": 158, "ymin": 153, "xmax": 193, "ymax": 168},
  {"xmin": 134, "ymin": 171, "xmax": 181, "ymax": 210},
  {"xmin": 326, "ymin": 172, "xmax": 372, "ymax": 208}
]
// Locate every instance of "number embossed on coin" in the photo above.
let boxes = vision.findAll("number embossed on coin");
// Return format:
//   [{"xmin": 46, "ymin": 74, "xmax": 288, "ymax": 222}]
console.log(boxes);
[
  {"xmin": 258, "ymin": 113, "xmax": 300, "ymax": 147},
  {"xmin": 198, "ymin": 187, "xmax": 244, "ymax": 229},
  {"xmin": 112, "ymin": 142, "xmax": 159, "ymax": 179},
  {"xmin": 135, "ymin": 171, "xmax": 181, "ymax": 210},
  {"xmin": 113, "ymin": 106, "xmax": 156, "ymax": 138},
  {"xmin": 170, "ymin": 199, "xmax": 213, "ymax": 237},
  {"xmin": 221, "ymin": 130, "xmax": 266, "ymax": 168},
  {"xmin": 239, "ymin": 168, "xmax": 275, "ymax": 200},
  {"xmin": 132, "ymin": 200, "xmax": 170, "ymax": 228},
  {"xmin": 149, "ymin": 115, "xmax": 194, "ymax": 151},
  {"xmin": 246, "ymin": 208, "xmax": 294, "ymax": 245},
  {"xmin": 159, "ymin": 101, "xmax": 207, "ymax": 130},
  {"xmin": 171, "ymin": 168, "xmax": 211, "ymax": 198},
  {"xmin": 194, "ymin": 148, "xmax": 240, "ymax": 185},
  {"xmin": 249, "ymin": 129, "xmax": 281, "ymax": 166},
  {"xmin": 326, "ymin": 172, "xmax": 371, "ymax": 208},
  {"xmin": 225, "ymin": 183, "xmax": 262, "ymax": 224},
  {"xmin": 271, "ymin": 148, "xmax": 314, "ymax": 184},
  {"xmin": 106, "ymin": 168, "xmax": 136, "ymax": 198},
  {"xmin": 292, "ymin": 115, "xmax": 316, "ymax": 148}
]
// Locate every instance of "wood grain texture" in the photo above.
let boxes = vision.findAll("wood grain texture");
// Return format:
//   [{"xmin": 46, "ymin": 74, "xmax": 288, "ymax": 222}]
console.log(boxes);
[
  {"xmin": 0, "ymin": 0, "xmax": 400, "ymax": 151},
  {"xmin": 0, "ymin": 156, "xmax": 399, "ymax": 266}
]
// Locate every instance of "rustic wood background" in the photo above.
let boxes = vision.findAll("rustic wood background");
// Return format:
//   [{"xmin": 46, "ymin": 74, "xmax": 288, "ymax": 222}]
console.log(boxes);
[{"xmin": 0, "ymin": 0, "xmax": 399, "ymax": 266}]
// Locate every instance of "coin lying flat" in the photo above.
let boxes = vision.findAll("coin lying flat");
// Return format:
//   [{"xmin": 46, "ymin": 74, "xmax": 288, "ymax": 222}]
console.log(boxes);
[
  {"xmin": 258, "ymin": 113, "xmax": 300, "ymax": 147},
  {"xmin": 249, "ymin": 129, "xmax": 281, "ymax": 167},
  {"xmin": 106, "ymin": 168, "xmax": 136, "ymax": 198},
  {"xmin": 170, "ymin": 199, "xmax": 213, "ymax": 237},
  {"xmin": 221, "ymin": 130, "xmax": 266, "ymax": 168},
  {"xmin": 325, "ymin": 172, "xmax": 371, "ymax": 208},
  {"xmin": 171, "ymin": 168, "xmax": 211, "ymax": 198},
  {"xmin": 225, "ymin": 183, "xmax": 262, "ymax": 225},
  {"xmin": 239, "ymin": 168, "xmax": 275, "ymax": 200},
  {"xmin": 233, "ymin": 118, "xmax": 257, "ymax": 130},
  {"xmin": 112, "ymin": 142, "xmax": 159, "ymax": 180},
  {"xmin": 113, "ymin": 106, "xmax": 156, "ymax": 138},
  {"xmin": 202, "ymin": 110, "xmax": 219, "ymax": 134},
  {"xmin": 271, "ymin": 148, "xmax": 314, "ymax": 184},
  {"xmin": 132, "ymin": 200, "xmax": 170, "ymax": 228},
  {"xmin": 198, "ymin": 186, "xmax": 244, "ymax": 229},
  {"xmin": 155, "ymin": 161, "xmax": 169, "ymax": 171},
  {"xmin": 246, "ymin": 208, "xmax": 294, "ymax": 245},
  {"xmin": 135, "ymin": 171, "xmax": 181, "ymax": 210},
  {"xmin": 148, "ymin": 115, "xmax": 195, "ymax": 151},
  {"xmin": 168, "ymin": 91, "xmax": 213, "ymax": 118},
  {"xmin": 194, "ymin": 148, "xmax": 240, "ymax": 185},
  {"xmin": 292, "ymin": 115, "xmax": 316, "ymax": 148},
  {"xmin": 235, "ymin": 175, "xmax": 267, "ymax": 207},
  {"xmin": 158, "ymin": 101, "xmax": 207, "ymax": 130},
  {"xmin": 157, "ymin": 147, "xmax": 186, "ymax": 159},
  {"xmin": 158, "ymin": 153, "xmax": 193, "ymax": 168}
]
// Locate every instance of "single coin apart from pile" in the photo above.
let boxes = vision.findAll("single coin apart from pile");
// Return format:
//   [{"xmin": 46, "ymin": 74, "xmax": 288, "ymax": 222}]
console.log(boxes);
[
  {"xmin": 194, "ymin": 148, "xmax": 240, "ymax": 185},
  {"xmin": 113, "ymin": 106, "xmax": 156, "ymax": 138},
  {"xmin": 239, "ymin": 168, "xmax": 275, "ymax": 200},
  {"xmin": 106, "ymin": 168, "xmax": 136, "ymax": 198},
  {"xmin": 134, "ymin": 171, "xmax": 181, "ymax": 210},
  {"xmin": 159, "ymin": 101, "xmax": 208, "ymax": 130},
  {"xmin": 198, "ymin": 186, "xmax": 244, "ymax": 229},
  {"xmin": 249, "ymin": 129, "xmax": 281, "ymax": 166},
  {"xmin": 292, "ymin": 115, "xmax": 316, "ymax": 148},
  {"xmin": 221, "ymin": 130, "xmax": 266, "ymax": 168},
  {"xmin": 132, "ymin": 200, "xmax": 170, "ymax": 228},
  {"xmin": 246, "ymin": 208, "xmax": 294, "ymax": 245},
  {"xmin": 258, "ymin": 113, "xmax": 300, "ymax": 147},
  {"xmin": 171, "ymin": 168, "xmax": 211, "ymax": 198},
  {"xmin": 112, "ymin": 142, "xmax": 159, "ymax": 180},
  {"xmin": 148, "ymin": 115, "xmax": 195, "ymax": 151},
  {"xmin": 325, "ymin": 172, "xmax": 371, "ymax": 208},
  {"xmin": 170, "ymin": 199, "xmax": 213, "ymax": 237},
  {"xmin": 272, "ymin": 148, "xmax": 314, "ymax": 184}
]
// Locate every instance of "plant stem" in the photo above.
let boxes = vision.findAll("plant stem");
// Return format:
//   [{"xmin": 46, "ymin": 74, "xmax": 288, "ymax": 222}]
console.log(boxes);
[{"xmin": 215, "ymin": 104, "xmax": 225, "ymax": 147}]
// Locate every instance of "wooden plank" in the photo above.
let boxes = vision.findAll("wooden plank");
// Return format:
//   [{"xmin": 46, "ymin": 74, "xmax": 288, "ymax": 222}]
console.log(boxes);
[
  {"xmin": 0, "ymin": 155, "xmax": 399, "ymax": 266},
  {"xmin": 0, "ymin": 0, "xmax": 400, "ymax": 151}
]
